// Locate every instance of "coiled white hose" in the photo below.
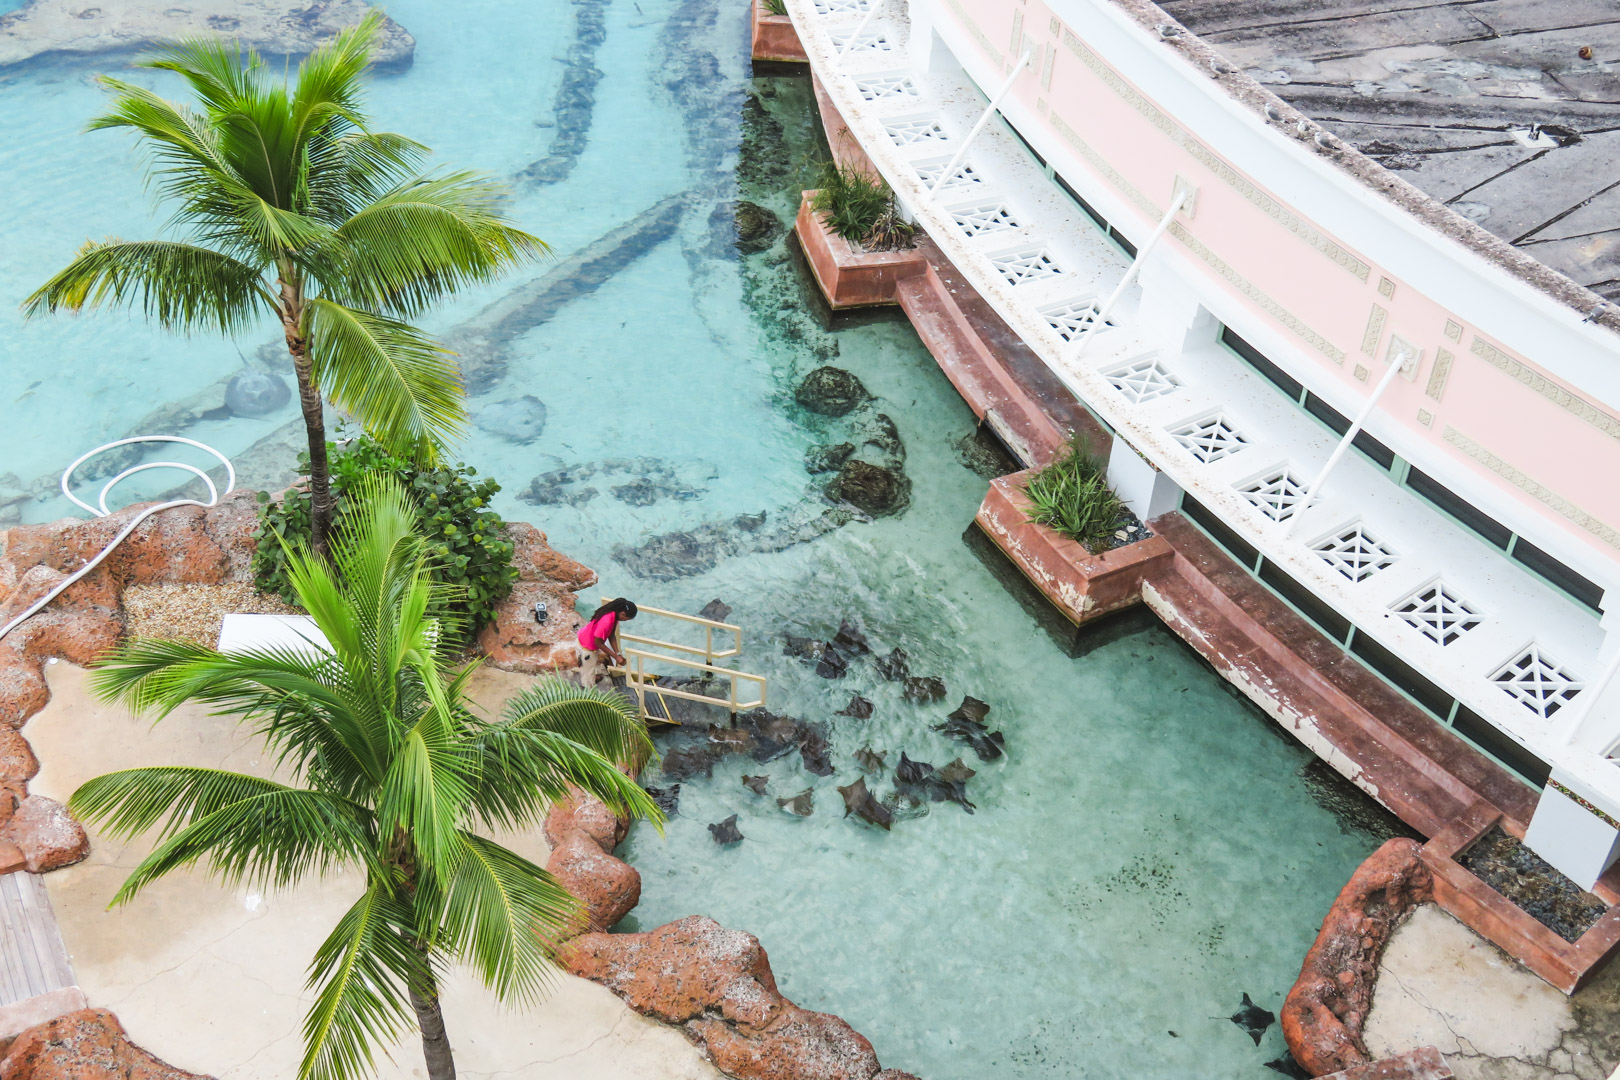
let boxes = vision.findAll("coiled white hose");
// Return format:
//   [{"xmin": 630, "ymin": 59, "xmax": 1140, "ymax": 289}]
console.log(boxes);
[{"xmin": 0, "ymin": 436, "xmax": 235, "ymax": 644}]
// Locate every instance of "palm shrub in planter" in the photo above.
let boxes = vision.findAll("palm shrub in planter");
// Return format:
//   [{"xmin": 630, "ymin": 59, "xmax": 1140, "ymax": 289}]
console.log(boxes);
[
  {"xmin": 254, "ymin": 431, "xmax": 517, "ymax": 644},
  {"xmin": 1022, "ymin": 438, "xmax": 1129, "ymax": 551},
  {"xmin": 810, "ymin": 160, "xmax": 916, "ymax": 250},
  {"xmin": 763, "ymin": 0, "xmax": 787, "ymax": 13}
]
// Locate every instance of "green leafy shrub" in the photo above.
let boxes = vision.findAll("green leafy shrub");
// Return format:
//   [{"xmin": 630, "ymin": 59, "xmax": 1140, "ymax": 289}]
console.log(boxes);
[
  {"xmin": 253, "ymin": 433, "xmax": 518, "ymax": 642},
  {"xmin": 810, "ymin": 160, "xmax": 914, "ymax": 250},
  {"xmin": 763, "ymin": 0, "xmax": 787, "ymax": 14},
  {"xmin": 1022, "ymin": 438, "xmax": 1128, "ymax": 550}
]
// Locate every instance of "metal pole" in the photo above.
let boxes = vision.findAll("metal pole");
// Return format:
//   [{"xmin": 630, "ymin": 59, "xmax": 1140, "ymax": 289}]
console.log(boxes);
[
  {"xmin": 928, "ymin": 48, "xmax": 1034, "ymax": 195},
  {"xmin": 1284, "ymin": 354, "xmax": 1409, "ymax": 536},
  {"xmin": 836, "ymin": 0, "xmax": 882, "ymax": 67},
  {"xmin": 1069, "ymin": 189, "xmax": 1190, "ymax": 362}
]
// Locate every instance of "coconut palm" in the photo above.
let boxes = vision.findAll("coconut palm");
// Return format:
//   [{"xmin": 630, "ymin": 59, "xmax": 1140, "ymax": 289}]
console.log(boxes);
[
  {"xmin": 74, "ymin": 475, "xmax": 658, "ymax": 1080},
  {"xmin": 25, "ymin": 14, "xmax": 543, "ymax": 557}
]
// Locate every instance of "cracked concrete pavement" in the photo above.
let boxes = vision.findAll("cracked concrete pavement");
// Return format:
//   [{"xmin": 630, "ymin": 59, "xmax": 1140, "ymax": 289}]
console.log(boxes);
[
  {"xmin": 1366, "ymin": 905, "xmax": 1620, "ymax": 1080},
  {"xmin": 23, "ymin": 662, "xmax": 722, "ymax": 1080}
]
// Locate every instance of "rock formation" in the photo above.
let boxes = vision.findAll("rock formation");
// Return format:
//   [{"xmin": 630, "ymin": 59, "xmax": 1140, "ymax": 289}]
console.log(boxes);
[
  {"xmin": 0, "ymin": 1009, "xmax": 207, "ymax": 1080},
  {"xmin": 1282, "ymin": 838, "xmax": 1434, "ymax": 1077},
  {"xmin": 0, "ymin": 0, "xmax": 414, "ymax": 70},
  {"xmin": 475, "ymin": 521, "xmax": 597, "ymax": 673}
]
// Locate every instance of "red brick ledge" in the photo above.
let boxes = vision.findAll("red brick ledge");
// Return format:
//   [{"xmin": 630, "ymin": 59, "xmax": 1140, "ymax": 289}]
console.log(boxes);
[
  {"xmin": 794, "ymin": 191, "xmax": 927, "ymax": 309},
  {"xmin": 751, "ymin": 0, "xmax": 807, "ymax": 63}
]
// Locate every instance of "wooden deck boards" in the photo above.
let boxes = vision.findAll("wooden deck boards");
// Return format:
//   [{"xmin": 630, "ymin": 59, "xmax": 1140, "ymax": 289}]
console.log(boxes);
[{"xmin": 0, "ymin": 872, "xmax": 73, "ymax": 1007}]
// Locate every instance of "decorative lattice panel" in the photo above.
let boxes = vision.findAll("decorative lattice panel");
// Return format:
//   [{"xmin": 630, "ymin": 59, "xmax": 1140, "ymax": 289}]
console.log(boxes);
[
  {"xmin": 1238, "ymin": 468, "xmax": 1308, "ymax": 522},
  {"xmin": 950, "ymin": 201, "xmax": 1018, "ymax": 237},
  {"xmin": 1393, "ymin": 582, "xmax": 1482, "ymax": 645},
  {"xmin": 913, "ymin": 157, "xmax": 983, "ymax": 191},
  {"xmin": 814, "ymin": 0, "xmax": 871, "ymax": 13},
  {"xmin": 990, "ymin": 246, "xmax": 1064, "ymax": 287},
  {"xmin": 1102, "ymin": 356, "xmax": 1181, "ymax": 405},
  {"xmin": 1169, "ymin": 413, "xmax": 1247, "ymax": 464},
  {"xmin": 830, "ymin": 30, "xmax": 896, "ymax": 53},
  {"xmin": 855, "ymin": 73, "xmax": 920, "ymax": 101},
  {"xmin": 886, "ymin": 118, "xmax": 949, "ymax": 146},
  {"xmin": 1312, "ymin": 522, "xmax": 1398, "ymax": 582},
  {"xmin": 1492, "ymin": 646, "xmax": 1583, "ymax": 719}
]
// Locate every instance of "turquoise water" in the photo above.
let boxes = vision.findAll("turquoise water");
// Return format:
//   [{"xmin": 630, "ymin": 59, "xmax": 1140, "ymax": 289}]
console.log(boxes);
[{"xmin": 0, "ymin": 2, "xmax": 1401, "ymax": 1077}]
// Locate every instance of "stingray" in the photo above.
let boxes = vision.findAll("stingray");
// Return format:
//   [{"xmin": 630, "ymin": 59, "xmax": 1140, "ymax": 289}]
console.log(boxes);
[
  {"xmin": 1216, "ymin": 994, "xmax": 1276, "ymax": 1046},
  {"xmin": 662, "ymin": 744, "xmax": 720, "ymax": 780},
  {"xmin": 708, "ymin": 814, "xmax": 744, "ymax": 844},
  {"xmin": 923, "ymin": 777, "xmax": 976, "ymax": 813},
  {"xmin": 777, "ymin": 787, "xmax": 814, "ymax": 816},
  {"xmin": 937, "ymin": 757, "xmax": 977, "ymax": 784},
  {"xmin": 836, "ymin": 694, "xmax": 874, "ymax": 719},
  {"xmin": 874, "ymin": 647, "xmax": 910, "ymax": 681},
  {"xmin": 741, "ymin": 711, "xmax": 802, "ymax": 762},
  {"xmin": 935, "ymin": 716, "xmax": 1006, "ymax": 761},
  {"xmin": 853, "ymin": 746, "xmax": 886, "ymax": 772},
  {"xmin": 698, "ymin": 598, "xmax": 732, "ymax": 622},
  {"xmin": 1263, "ymin": 1056, "xmax": 1309, "ymax": 1078},
  {"xmin": 895, "ymin": 751, "xmax": 935, "ymax": 785},
  {"xmin": 643, "ymin": 783, "xmax": 680, "ymax": 815},
  {"xmin": 707, "ymin": 723, "xmax": 756, "ymax": 755},
  {"xmin": 903, "ymin": 676, "xmax": 946, "ymax": 703},
  {"xmin": 832, "ymin": 619, "xmax": 871, "ymax": 656},
  {"xmin": 797, "ymin": 725, "xmax": 835, "ymax": 776},
  {"xmin": 814, "ymin": 645, "xmax": 849, "ymax": 680},
  {"xmin": 741, "ymin": 775, "xmax": 770, "ymax": 795},
  {"xmin": 837, "ymin": 776, "xmax": 893, "ymax": 831},
  {"xmin": 782, "ymin": 634, "xmax": 820, "ymax": 661},
  {"xmin": 945, "ymin": 696, "xmax": 990, "ymax": 724}
]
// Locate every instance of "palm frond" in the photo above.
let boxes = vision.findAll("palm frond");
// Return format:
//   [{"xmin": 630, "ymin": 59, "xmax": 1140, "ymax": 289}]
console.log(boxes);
[
  {"xmin": 139, "ymin": 34, "xmax": 265, "ymax": 113},
  {"xmin": 378, "ymin": 705, "xmax": 475, "ymax": 872},
  {"xmin": 21, "ymin": 240, "xmax": 270, "ymax": 333},
  {"xmin": 300, "ymin": 882, "xmax": 424, "ymax": 1080}
]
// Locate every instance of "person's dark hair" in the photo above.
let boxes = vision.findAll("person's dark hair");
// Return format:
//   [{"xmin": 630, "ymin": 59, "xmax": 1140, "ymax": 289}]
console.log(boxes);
[{"xmin": 589, "ymin": 597, "xmax": 638, "ymax": 622}]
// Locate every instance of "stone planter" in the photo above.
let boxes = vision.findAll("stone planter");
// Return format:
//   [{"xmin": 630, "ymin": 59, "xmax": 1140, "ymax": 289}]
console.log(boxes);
[
  {"xmin": 793, "ymin": 190, "xmax": 926, "ymax": 309},
  {"xmin": 1420, "ymin": 801, "xmax": 1620, "ymax": 994},
  {"xmin": 750, "ymin": 0, "xmax": 806, "ymax": 62},
  {"xmin": 973, "ymin": 470, "xmax": 1173, "ymax": 627}
]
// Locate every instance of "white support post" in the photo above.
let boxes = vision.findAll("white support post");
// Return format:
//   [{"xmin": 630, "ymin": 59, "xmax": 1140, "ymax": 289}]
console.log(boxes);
[
  {"xmin": 836, "ymin": 0, "xmax": 883, "ymax": 67},
  {"xmin": 927, "ymin": 48, "xmax": 1034, "ymax": 195},
  {"xmin": 1283, "ymin": 351, "xmax": 1414, "ymax": 537},
  {"xmin": 1069, "ymin": 189, "xmax": 1191, "ymax": 362}
]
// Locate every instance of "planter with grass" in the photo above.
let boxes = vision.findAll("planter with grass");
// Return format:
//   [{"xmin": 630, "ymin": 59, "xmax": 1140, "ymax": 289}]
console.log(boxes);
[
  {"xmin": 794, "ymin": 162, "xmax": 926, "ymax": 308},
  {"xmin": 751, "ymin": 0, "xmax": 807, "ymax": 62},
  {"xmin": 973, "ymin": 440, "xmax": 1174, "ymax": 627}
]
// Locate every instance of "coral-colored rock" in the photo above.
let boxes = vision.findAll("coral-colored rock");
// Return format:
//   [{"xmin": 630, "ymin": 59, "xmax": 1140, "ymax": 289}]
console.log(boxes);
[
  {"xmin": 0, "ymin": 1008, "xmax": 209, "ymax": 1080},
  {"xmin": 0, "ymin": 649, "xmax": 48, "ymax": 729},
  {"xmin": 544, "ymin": 788, "xmax": 628, "ymax": 851},
  {"xmin": 0, "ymin": 728, "xmax": 39, "ymax": 784},
  {"xmin": 546, "ymin": 832, "xmax": 640, "ymax": 933},
  {"xmin": 562, "ymin": 915, "xmax": 883, "ymax": 1080},
  {"xmin": 509, "ymin": 522, "xmax": 597, "ymax": 591},
  {"xmin": 1, "ymin": 502, "xmax": 229, "ymax": 590},
  {"xmin": 1283, "ymin": 838, "xmax": 1433, "ymax": 1078},
  {"xmin": 478, "ymin": 522, "xmax": 598, "ymax": 673},
  {"xmin": 0, "ymin": 796, "xmax": 88, "ymax": 873}
]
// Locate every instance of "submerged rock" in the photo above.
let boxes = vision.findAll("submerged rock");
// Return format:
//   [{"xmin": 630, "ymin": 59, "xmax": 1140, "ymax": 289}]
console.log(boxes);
[
  {"xmin": 805, "ymin": 442, "xmax": 856, "ymax": 474},
  {"xmin": 826, "ymin": 459, "xmax": 907, "ymax": 517},
  {"xmin": 795, "ymin": 366, "xmax": 869, "ymax": 417},
  {"xmin": 731, "ymin": 200, "xmax": 784, "ymax": 254},
  {"xmin": 224, "ymin": 369, "xmax": 290, "ymax": 417}
]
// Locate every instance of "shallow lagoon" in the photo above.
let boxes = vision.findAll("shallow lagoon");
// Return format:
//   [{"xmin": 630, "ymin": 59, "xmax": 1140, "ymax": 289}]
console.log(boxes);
[{"xmin": 0, "ymin": 1, "xmax": 1397, "ymax": 1076}]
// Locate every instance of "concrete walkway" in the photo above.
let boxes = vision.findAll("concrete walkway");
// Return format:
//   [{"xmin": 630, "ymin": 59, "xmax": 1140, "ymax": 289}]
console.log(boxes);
[
  {"xmin": 22, "ymin": 662, "xmax": 720, "ymax": 1080},
  {"xmin": 1366, "ymin": 906, "xmax": 1620, "ymax": 1080}
]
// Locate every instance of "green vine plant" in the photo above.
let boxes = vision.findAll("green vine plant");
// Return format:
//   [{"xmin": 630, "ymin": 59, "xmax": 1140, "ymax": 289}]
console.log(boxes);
[{"xmin": 1021, "ymin": 437, "xmax": 1129, "ymax": 551}]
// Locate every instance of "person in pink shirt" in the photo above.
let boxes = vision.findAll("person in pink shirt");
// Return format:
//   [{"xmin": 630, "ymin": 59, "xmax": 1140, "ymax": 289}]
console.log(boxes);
[{"xmin": 578, "ymin": 597, "xmax": 637, "ymax": 667}]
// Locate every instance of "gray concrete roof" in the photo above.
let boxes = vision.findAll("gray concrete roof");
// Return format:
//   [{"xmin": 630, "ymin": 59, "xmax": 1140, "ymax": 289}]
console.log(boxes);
[{"xmin": 1164, "ymin": 0, "xmax": 1620, "ymax": 298}]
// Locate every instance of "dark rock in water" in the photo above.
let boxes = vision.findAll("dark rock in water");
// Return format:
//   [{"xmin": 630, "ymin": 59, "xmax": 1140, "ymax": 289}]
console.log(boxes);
[
  {"xmin": 224, "ymin": 369, "xmax": 290, "ymax": 417},
  {"xmin": 732, "ymin": 199, "xmax": 783, "ymax": 254},
  {"xmin": 1263, "ymin": 1056, "xmax": 1310, "ymax": 1079},
  {"xmin": 1223, "ymin": 993, "xmax": 1276, "ymax": 1046},
  {"xmin": 837, "ymin": 694, "xmax": 874, "ymax": 719},
  {"xmin": 611, "ymin": 478, "xmax": 664, "ymax": 506},
  {"xmin": 698, "ymin": 599, "xmax": 732, "ymax": 622},
  {"xmin": 937, "ymin": 757, "xmax": 977, "ymax": 784},
  {"xmin": 903, "ymin": 676, "xmax": 946, "ymax": 703},
  {"xmin": 955, "ymin": 426, "xmax": 1020, "ymax": 479},
  {"xmin": 478, "ymin": 394, "xmax": 549, "ymax": 444},
  {"xmin": 662, "ymin": 745, "xmax": 720, "ymax": 780},
  {"xmin": 861, "ymin": 413, "xmax": 905, "ymax": 460},
  {"xmin": 875, "ymin": 648, "xmax": 910, "ymax": 681},
  {"xmin": 895, "ymin": 752, "xmax": 935, "ymax": 785},
  {"xmin": 777, "ymin": 787, "xmax": 814, "ymax": 816},
  {"xmin": 795, "ymin": 366, "xmax": 869, "ymax": 417},
  {"xmin": 814, "ymin": 644, "xmax": 849, "ymax": 679},
  {"xmin": 798, "ymin": 725, "xmax": 835, "ymax": 776},
  {"xmin": 741, "ymin": 775, "xmax": 770, "ymax": 796},
  {"xmin": 837, "ymin": 776, "xmax": 893, "ymax": 830},
  {"xmin": 946, "ymin": 696, "xmax": 990, "ymax": 724},
  {"xmin": 782, "ymin": 634, "xmax": 821, "ymax": 660},
  {"xmin": 805, "ymin": 442, "xmax": 855, "ymax": 474},
  {"xmin": 826, "ymin": 459, "xmax": 906, "ymax": 517},
  {"xmin": 734, "ymin": 511, "xmax": 767, "ymax": 531},
  {"xmin": 643, "ymin": 783, "xmax": 680, "ymax": 815},
  {"xmin": 854, "ymin": 746, "xmax": 886, "ymax": 772},
  {"xmin": 833, "ymin": 619, "xmax": 871, "ymax": 656},
  {"xmin": 708, "ymin": 814, "xmax": 744, "ymax": 845}
]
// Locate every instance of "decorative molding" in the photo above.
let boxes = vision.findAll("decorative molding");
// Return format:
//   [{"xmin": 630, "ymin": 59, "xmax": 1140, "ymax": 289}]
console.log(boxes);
[
  {"xmin": 944, "ymin": 0, "xmax": 1003, "ymax": 66},
  {"xmin": 1426, "ymin": 348, "xmax": 1453, "ymax": 401},
  {"xmin": 1471, "ymin": 335, "xmax": 1620, "ymax": 442},
  {"xmin": 1444, "ymin": 427, "xmax": 1620, "ymax": 551},
  {"xmin": 1354, "ymin": 364, "xmax": 1370, "ymax": 382},
  {"xmin": 1041, "ymin": 39, "xmax": 1055, "ymax": 89},
  {"xmin": 1361, "ymin": 304, "xmax": 1387, "ymax": 357},
  {"xmin": 1418, "ymin": 408, "xmax": 1434, "ymax": 427},
  {"xmin": 1037, "ymin": 97, "xmax": 1048, "ymax": 114},
  {"xmin": 1444, "ymin": 320, "xmax": 1463, "ymax": 342},
  {"xmin": 1010, "ymin": 8, "xmax": 1023, "ymax": 55},
  {"xmin": 1549, "ymin": 779, "xmax": 1620, "ymax": 830},
  {"xmin": 1048, "ymin": 15, "xmax": 1060, "ymax": 36},
  {"xmin": 1378, "ymin": 277, "xmax": 1396, "ymax": 299},
  {"xmin": 1060, "ymin": 29, "xmax": 1371, "ymax": 283}
]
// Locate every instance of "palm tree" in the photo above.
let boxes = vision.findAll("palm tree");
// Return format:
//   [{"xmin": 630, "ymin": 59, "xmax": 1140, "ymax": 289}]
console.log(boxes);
[
  {"xmin": 25, "ymin": 15, "xmax": 543, "ymax": 557},
  {"xmin": 73, "ymin": 475, "xmax": 659, "ymax": 1080}
]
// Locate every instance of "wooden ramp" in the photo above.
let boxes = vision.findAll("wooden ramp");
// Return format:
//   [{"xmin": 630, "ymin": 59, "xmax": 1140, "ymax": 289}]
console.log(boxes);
[{"xmin": 0, "ymin": 872, "xmax": 73, "ymax": 1007}]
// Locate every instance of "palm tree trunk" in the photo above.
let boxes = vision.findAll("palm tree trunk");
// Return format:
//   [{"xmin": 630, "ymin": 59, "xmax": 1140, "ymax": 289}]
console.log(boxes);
[
  {"xmin": 279, "ymin": 274, "xmax": 334, "ymax": 560},
  {"xmin": 408, "ymin": 981, "xmax": 457, "ymax": 1080}
]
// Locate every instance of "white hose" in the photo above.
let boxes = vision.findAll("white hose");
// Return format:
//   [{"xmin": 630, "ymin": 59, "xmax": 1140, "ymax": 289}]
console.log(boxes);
[{"xmin": 0, "ymin": 436, "xmax": 235, "ymax": 645}]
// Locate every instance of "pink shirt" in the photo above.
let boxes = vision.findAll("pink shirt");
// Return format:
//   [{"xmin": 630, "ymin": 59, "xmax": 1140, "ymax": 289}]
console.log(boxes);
[{"xmin": 577, "ymin": 611, "xmax": 619, "ymax": 652}]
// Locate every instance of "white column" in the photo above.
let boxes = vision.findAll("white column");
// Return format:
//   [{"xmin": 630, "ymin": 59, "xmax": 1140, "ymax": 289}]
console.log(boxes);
[
  {"xmin": 1135, "ymin": 258, "xmax": 1217, "ymax": 356},
  {"xmin": 1524, "ymin": 763, "xmax": 1620, "ymax": 891},
  {"xmin": 1108, "ymin": 436, "xmax": 1183, "ymax": 524}
]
